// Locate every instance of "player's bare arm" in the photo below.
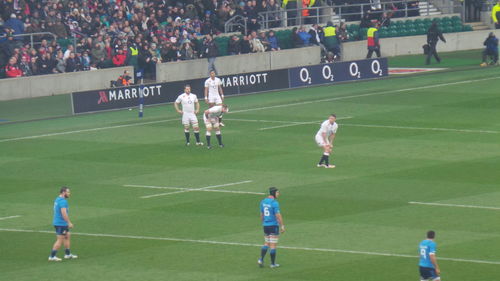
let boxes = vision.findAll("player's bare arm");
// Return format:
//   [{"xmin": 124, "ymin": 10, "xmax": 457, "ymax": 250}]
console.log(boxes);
[
  {"xmin": 204, "ymin": 87, "xmax": 209, "ymax": 104},
  {"xmin": 61, "ymin": 208, "xmax": 73, "ymax": 228},
  {"xmin": 430, "ymin": 253, "xmax": 440, "ymax": 275},
  {"xmin": 276, "ymin": 213, "xmax": 285, "ymax": 233},
  {"xmin": 329, "ymin": 133, "xmax": 336, "ymax": 147},
  {"xmin": 174, "ymin": 102, "xmax": 182, "ymax": 114},
  {"xmin": 219, "ymin": 85, "xmax": 224, "ymax": 102},
  {"xmin": 195, "ymin": 101, "xmax": 200, "ymax": 114}
]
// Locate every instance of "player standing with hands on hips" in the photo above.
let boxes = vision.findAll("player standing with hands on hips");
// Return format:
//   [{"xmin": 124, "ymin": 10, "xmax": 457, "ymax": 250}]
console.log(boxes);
[
  {"xmin": 49, "ymin": 187, "xmax": 77, "ymax": 261},
  {"xmin": 204, "ymin": 70, "xmax": 225, "ymax": 126},
  {"xmin": 174, "ymin": 85, "xmax": 203, "ymax": 146},
  {"xmin": 258, "ymin": 187, "xmax": 285, "ymax": 268},
  {"xmin": 419, "ymin": 230, "xmax": 441, "ymax": 281},
  {"xmin": 315, "ymin": 114, "xmax": 338, "ymax": 168}
]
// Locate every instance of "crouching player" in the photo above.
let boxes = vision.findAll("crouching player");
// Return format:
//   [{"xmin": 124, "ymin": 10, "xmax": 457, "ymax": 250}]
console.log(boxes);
[
  {"xmin": 315, "ymin": 114, "xmax": 338, "ymax": 168},
  {"xmin": 174, "ymin": 85, "xmax": 203, "ymax": 146},
  {"xmin": 203, "ymin": 104, "xmax": 228, "ymax": 149}
]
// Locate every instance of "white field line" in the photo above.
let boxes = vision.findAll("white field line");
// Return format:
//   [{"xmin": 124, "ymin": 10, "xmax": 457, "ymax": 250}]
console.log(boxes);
[
  {"xmin": 258, "ymin": 117, "xmax": 353, "ymax": 131},
  {"xmin": 0, "ymin": 228, "xmax": 499, "ymax": 265},
  {"xmin": 124, "ymin": 184, "xmax": 264, "ymax": 195},
  {"xmin": 0, "ymin": 215, "xmax": 21, "ymax": 221},
  {"xmin": 140, "ymin": 180, "xmax": 253, "ymax": 199},
  {"xmin": 343, "ymin": 124, "xmax": 500, "ymax": 134},
  {"xmin": 231, "ymin": 76, "xmax": 500, "ymax": 114},
  {"xmin": 409, "ymin": 201, "xmax": 500, "ymax": 211},
  {"xmin": 0, "ymin": 118, "xmax": 179, "ymax": 143},
  {"xmin": 2, "ymin": 76, "xmax": 499, "ymax": 144}
]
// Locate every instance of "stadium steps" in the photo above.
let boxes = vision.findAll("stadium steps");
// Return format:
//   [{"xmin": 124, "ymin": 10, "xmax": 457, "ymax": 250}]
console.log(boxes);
[
  {"xmin": 419, "ymin": 1, "xmax": 442, "ymax": 16},
  {"xmin": 468, "ymin": 21, "xmax": 490, "ymax": 31}
]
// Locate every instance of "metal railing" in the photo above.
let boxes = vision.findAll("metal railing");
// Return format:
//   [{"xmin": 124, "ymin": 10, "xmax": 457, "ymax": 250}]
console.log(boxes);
[
  {"xmin": 0, "ymin": 32, "xmax": 57, "ymax": 49},
  {"xmin": 224, "ymin": 15, "xmax": 248, "ymax": 34},
  {"xmin": 249, "ymin": 0, "xmax": 463, "ymax": 30}
]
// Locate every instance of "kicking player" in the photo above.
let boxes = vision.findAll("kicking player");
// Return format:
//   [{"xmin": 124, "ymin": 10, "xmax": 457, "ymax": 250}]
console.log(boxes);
[
  {"xmin": 258, "ymin": 187, "xmax": 285, "ymax": 269},
  {"xmin": 315, "ymin": 114, "xmax": 338, "ymax": 168},
  {"xmin": 204, "ymin": 70, "xmax": 225, "ymax": 126},
  {"xmin": 174, "ymin": 85, "xmax": 202, "ymax": 146},
  {"xmin": 419, "ymin": 230, "xmax": 441, "ymax": 281},
  {"xmin": 49, "ymin": 187, "xmax": 77, "ymax": 261},
  {"xmin": 203, "ymin": 104, "xmax": 228, "ymax": 149}
]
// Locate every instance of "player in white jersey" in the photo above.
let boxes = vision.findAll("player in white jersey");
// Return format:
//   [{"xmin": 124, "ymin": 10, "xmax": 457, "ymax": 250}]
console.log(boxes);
[
  {"xmin": 203, "ymin": 104, "xmax": 229, "ymax": 149},
  {"xmin": 204, "ymin": 70, "xmax": 225, "ymax": 126},
  {"xmin": 174, "ymin": 85, "xmax": 203, "ymax": 146},
  {"xmin": 315, "ymin": 114, "xmax": 338, "ymax": 168}
]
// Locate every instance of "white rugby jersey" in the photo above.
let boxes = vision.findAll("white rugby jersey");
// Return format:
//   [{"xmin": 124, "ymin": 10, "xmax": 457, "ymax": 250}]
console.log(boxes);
[
  {"xmin": 204, "ymin": 77, "xmax": 222, "ymax": 97},
  {"xmin": 206, "ymin": 105, "xmax": 224, "ymax": 119},
  {"xmin": 315, "ymin": 120, "xmax": 338, "ymax": 139},
  {"xmin": 175, "ymin": 93, "xmax": 198, "ymax": 113}
]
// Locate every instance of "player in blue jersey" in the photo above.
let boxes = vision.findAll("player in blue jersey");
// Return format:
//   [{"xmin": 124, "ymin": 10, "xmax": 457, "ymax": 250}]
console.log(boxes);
[
  {"xmin": 258, "ymin": 187, "xmax": 285, "ymax": 268},
  {"xmin": 419, "ymin": 230, "xmax": 441, "ymax": 281},
  {"xmin": 48, "ymin": 187, "xmax": 77, "ymax": 261}
]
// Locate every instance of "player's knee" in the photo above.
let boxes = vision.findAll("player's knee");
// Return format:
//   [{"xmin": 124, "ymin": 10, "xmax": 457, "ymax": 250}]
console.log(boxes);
[{"xmin": 184, "ymin": 128, "xmax": 190, "ymax": 132}]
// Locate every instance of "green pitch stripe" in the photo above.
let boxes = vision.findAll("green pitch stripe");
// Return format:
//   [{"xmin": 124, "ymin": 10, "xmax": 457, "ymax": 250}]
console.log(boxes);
[{"xmin": 1, "ymin": 228, "xmax": 499, "ymax": 265}]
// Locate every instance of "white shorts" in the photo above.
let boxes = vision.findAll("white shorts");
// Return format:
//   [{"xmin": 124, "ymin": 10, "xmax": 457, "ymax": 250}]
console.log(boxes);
[
  {"xmin": 182, "ymin": 113, "xmax": 198, "ymax": 126},
  {"xmin": 315, "ymin": 135, "xmax": 329, "ymax": 147},
  {"xmin": 208, "ymin": 95, "xmax": 222, "ymax": 104},
  {"xmin": 203, "ymin": 114, "xmax": 219, "ymax": 129}
]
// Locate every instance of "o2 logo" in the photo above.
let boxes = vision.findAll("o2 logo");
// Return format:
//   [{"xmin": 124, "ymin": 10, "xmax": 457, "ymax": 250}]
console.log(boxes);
[
  {"xmin": 299, "ymin": 68, "xmax": 312, "ymax": 84},
  {"xmin": 349, "ymin": 62, "xmax": 361, "ymax": 78},
  {"xmin": 322, "ymin": 65, "xmax": 334, "ymax": 81},
  {"xmin": 371, "ymin": 60, "xmax": 383, "ymax": 76}
]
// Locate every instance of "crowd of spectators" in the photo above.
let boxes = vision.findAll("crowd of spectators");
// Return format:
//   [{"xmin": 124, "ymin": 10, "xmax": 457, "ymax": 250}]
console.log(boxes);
[
  {"xmin": 0, "ymin": 0, "xmax": 425, "ymax": 80},
  {"xmin": 0, "ymin": 0, "xmax": 284, "ymax": 79}
]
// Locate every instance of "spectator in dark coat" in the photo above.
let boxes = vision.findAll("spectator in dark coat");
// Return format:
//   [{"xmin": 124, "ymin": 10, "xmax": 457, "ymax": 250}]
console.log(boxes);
[
  {"xmin": 65, "ymin": 52, "xmax": 79, "ymax": 72},
  {"xmin": 426, "ymin": 21, "xmax": 446, "ymax": 65},
  {"xmin": 228, "ymin": 35, "xmax": 242, "ymax": 55},
  {"xmin": 204, "ymin": 34, "xmax": 219, "ymax": 74},
  {"xmin": 268, "ymin": 30, "xmax": 280, "ymax": 51},
  {"xmin": 481, "ymin": 32, "xmax": 499, "ymax": 66},
  {"xmin": 38, "ymin": 53, "xmax": 56, "ymax": 74},
  {"xmin": 240, "ymin": 35, "xmax": 252, "ymax": 54},
  {"xmin": 4, "ymin": 14, "xmax": 24, "ymax": 37}
]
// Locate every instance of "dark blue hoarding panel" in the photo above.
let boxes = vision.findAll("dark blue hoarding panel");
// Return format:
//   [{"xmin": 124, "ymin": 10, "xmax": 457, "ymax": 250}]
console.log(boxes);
[
  {"xmin": 72, "ymin": 59, "xmax": 387, "ymax": 114},
  {"xmin": 288, "ymin": 58, "xmax": 388, "ymax": 88},
  {"xmin": 72, "ymin": 69, "xmax": 289, "ymax": 114}
]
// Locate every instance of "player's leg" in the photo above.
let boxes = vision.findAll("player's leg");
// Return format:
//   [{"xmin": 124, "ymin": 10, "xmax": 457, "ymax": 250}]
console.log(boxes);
[
  {"xmin": 268, "ymin": 226, "xmax": 280, "ymax": 268},
  {"xmin": 205, "ymin": 124, "xmax": 213, "ymax": 149},
  {"xmin": 214, "ymin": 124, "xmax": 223, "ymax": 147},
  {"xmin": 63, "ymin": 231, "xmax": 77, "ymax": 259},
  {"xmin": 315, "ymin": 136, "xmax": 328, "ymax": 167},
  {"xmin": 193, "ymin": 124, "xmax": 202, "ymax": 145},
  {"xmin": 49, "ymin": 227, "xmax": 65, "ymax": 261},
  {"xmin": 182, "ymin": 115, "xmax": 190, "ymax": 145},
  {"xmin": 259, "ymin": 236, "xmax": 270, "ymax": 267},
  {"xmin": 191, "ymin": 115, "xmax": 202, "ymax": 146},
  {"xmin": 322, "ymin": 145, "xmax": 335, "ymax": 168}
]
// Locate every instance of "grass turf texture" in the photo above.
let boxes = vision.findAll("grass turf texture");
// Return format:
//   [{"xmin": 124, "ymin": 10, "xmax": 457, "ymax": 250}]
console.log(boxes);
[{"xmin": 1, "ymin": 49, "xmax": 500, "ymax": 280}]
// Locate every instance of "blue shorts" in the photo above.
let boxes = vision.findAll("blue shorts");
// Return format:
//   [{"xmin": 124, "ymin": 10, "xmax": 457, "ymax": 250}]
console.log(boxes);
[
  {"xmin": 54, "ymin": 225, "xmax": 69, "ymax": 235},
  {"xmin": 419, "ymin": 266, "xmax": 439, "ymax": 280},
  {"xmin": 263, "ymin": 225, "xmax": 280, "ymax": 236}
]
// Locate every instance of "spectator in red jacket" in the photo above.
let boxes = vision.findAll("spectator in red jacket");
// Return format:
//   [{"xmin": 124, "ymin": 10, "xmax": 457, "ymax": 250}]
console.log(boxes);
[
  {"xmin": 5, "ymin": 57, "xmax": 23, "ymax": 78},
  {"xmin": 112, "ymin": 49, "xmax": 127, "ymax": 67}
]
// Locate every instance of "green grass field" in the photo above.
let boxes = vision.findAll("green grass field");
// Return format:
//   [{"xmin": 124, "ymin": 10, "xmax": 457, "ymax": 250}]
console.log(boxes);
[{"xmin": 1, "ymin": 50, "xmax": 500, "ymax": 281}]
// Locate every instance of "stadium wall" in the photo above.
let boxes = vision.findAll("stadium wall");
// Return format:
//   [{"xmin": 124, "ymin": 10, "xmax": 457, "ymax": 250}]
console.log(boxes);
[
  {"xmin": 0, "ymin": 66, "xmax": 134, "ymax": 101},
  {"xmin": 155, "ymin": 46, "xmax": 321, "ymax": 82},
  {"xmin": 342, "ymin": 29, "xmax": 500, "ymax": 61}
]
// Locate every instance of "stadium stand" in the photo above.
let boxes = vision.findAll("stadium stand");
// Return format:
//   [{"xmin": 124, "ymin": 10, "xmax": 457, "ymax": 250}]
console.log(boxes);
[{"xmin": 0, "ymin": 0, "xmax": 482, "ymax": 80}]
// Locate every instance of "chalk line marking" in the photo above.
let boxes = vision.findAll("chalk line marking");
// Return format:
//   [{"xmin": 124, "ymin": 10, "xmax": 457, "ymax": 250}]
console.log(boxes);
[
  {"xmin": 258, "ymin": 117, "xmax": 353, "ymax": 131},
  {"xmin": 2, "ymin": 76, "xmax": 499, "ymax": 144},
  {"xmin": 140, "ymin": 180, "xmax": 254, "ymax": 199},
  {"xmin": 409, "ymin": 201, "xmax": 500, "ymax": 211},
  {"xmin": 124, "ymin": 184, "xmax": 264, "ymax": 196},
  {"xmin": 0, "ymin": 228, "xmax": 498, "ymax": 265},
  {"xmin": 0, "ymin": 215, "xmax": 21, "ymax": 221},
  {"xmin": 231, "ymin": 76, "xmax": 500, "ymax": 114},
  {"xmin": 0, "ymin": 118, "xmax": 179, "ymax": 143},
  {"xmin": 342, "ymin": 124, "xmax": 499, "ymax": 134}
]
